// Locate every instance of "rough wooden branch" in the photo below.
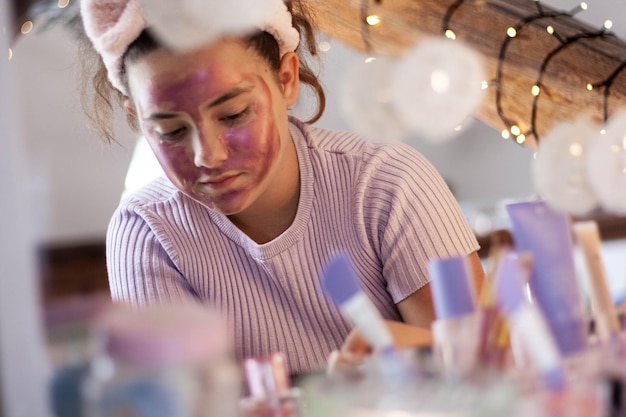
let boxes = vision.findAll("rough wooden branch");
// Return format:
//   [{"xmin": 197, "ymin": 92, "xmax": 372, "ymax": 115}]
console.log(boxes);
[{"xmin": 305, "ymin": 0, "xmax": 626, "ymax": 149}]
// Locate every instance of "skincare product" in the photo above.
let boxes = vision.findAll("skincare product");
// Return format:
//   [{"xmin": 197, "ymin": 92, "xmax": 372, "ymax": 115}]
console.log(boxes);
[
  {"xmin": 239, "ymin": 353, "xmax": 304, "ymax": 417},
  {"xmin": 428, "ymin": 255, "xmax": 482, "ymax": 376},
  {"xmin": 321, "ymin": 253, "xmax": 394, "ymax": 351},
  {"xmin": 506, "ymin": 200, "xmax": 588, "ymax": 356},
  {"xmin": 494, "ymin": 251, "xmax": 565, "ymax": 391},
  {"xmin": 82, "ymin": 303, "xmax": 240, "ymax": 417}
]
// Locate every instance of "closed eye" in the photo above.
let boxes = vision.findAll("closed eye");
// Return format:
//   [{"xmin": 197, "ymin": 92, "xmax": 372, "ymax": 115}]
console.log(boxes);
[
  {"xmin": 220, "ymin": 107, "xmax": 250, "ymax": 126},
  {"xmin": 158, "ymin": 127, "xmax": 188, "ymax": 140}
]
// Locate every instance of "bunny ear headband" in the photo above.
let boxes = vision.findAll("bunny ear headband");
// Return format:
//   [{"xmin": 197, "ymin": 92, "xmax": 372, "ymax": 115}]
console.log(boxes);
[{"xmin": 81, "ymin": 0, "xmax": 300, "ymax": 95}]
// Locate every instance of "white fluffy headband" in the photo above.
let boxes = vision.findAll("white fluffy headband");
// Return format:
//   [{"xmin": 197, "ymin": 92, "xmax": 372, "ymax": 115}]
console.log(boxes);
[{"xmin": 81, "ymin": 0, "xmax": 301, "ymax": 95}]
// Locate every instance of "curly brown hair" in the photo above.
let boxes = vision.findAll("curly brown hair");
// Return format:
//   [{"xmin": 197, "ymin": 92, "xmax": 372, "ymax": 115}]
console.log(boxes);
[{"xmin": 79, "ymin": 0, "xmax": 326, "ymax": 144}]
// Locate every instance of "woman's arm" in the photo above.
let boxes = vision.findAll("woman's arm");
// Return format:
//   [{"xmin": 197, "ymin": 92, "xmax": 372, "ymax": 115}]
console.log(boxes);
[
  {"xmin": 334, "ymin": 251, "xmax": 485, "ymax": 368},
  {"xmin": 397, "ymin": 251, "xmax": 485, "ymax": 328},
  {"xmin": 107, "ymin": 204, "xmax": 201, "ymax": 306}
]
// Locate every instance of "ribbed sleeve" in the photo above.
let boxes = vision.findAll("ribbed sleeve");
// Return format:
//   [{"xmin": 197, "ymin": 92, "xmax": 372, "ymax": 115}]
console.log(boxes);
[{"xmin": 105, "ymin": 117, "xmax": 479, "ymax": 374}]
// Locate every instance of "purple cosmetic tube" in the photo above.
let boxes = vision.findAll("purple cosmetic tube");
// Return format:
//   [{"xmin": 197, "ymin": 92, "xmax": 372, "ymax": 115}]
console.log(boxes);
[
  {"xmin": 495, "ymin": 251, "xmax": 565, "ymax": 391},
  {"xmin": 428, "ymin": 255, "xmax": 482, "ymax": 376},
  {"xmin": 506, "ymin": 201, "xmax": 588, "ymax": 357}
]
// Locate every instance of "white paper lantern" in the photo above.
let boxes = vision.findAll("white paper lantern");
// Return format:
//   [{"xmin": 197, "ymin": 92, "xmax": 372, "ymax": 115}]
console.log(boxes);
[
  {"xmin": 339, "ymin": 56, "xmax": 410, "ymax": 143},
  {"xmin": 586, "ymin": 110, "xmax": 626, "ymax": 215},
  {"xmin": 390, "ymin": 37, "xmax": 485, "ymax": 143},
  {"xmin": 533, "ymin": 117, "xmax": 600, "ymax": 216}
]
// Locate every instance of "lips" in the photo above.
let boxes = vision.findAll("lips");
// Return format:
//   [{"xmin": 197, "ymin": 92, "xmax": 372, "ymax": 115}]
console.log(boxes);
[{"xmin": 196, "ymin": 173, "xmax": 240, "ymax": 190}]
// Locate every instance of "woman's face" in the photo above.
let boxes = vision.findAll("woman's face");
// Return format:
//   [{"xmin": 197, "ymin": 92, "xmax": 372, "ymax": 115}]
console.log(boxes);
[{"xmin": 125, "ymin": 38, "xmax": 299, "ymax": 216}]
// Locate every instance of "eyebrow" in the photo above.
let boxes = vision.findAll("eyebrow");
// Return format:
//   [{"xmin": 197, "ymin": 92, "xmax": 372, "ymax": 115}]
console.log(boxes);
[{"xmin": 145, "ymin": 85, "xmax": 254, "ymax": 121}]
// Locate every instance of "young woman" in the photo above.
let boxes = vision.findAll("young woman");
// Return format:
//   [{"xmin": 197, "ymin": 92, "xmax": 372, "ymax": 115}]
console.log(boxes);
[{"xmin": 80, "ymin": 0, "xmax": 484, "ymax": 375}]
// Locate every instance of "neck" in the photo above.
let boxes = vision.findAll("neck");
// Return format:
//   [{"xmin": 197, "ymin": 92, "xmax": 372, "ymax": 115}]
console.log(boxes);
[
  {"xmin": 228, "ymin": 131, "xmax": 300, "ymax": 244},
  {"xmin": 228, "ymin": 184, "xmax": 300, "ymax": 244}
]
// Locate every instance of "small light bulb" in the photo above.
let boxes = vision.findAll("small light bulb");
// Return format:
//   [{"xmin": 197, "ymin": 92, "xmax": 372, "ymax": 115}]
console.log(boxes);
[
  {"xmin": 365, "ymin": 57, "xmax": 376, "ymax": 63},
  {"xmin": 604, "ymin": 20, "xmax": 613, "ymax": 30},
  {"xmin": 510, "ymin": 125, "xmax": 521, "ymax": 136},
  {"xmin": 569, "ymin": 142, "xmax": 583, "ymax": 157},
  {"xmin": 580, "ymin": 2, "xmax": 588, "ymax": 10},
  {"xmin": 481, "ymin": 80, "xmax": 489, "ymax": 90},
  {"xmin": 366, "ymin": 15, "xmax": 381, "ymax": 26},
  {"xmin": 507, "ymin": 27, "xmax": 517, "ymax": 38},
  {"xmin": 318, "ymin": 41, "xmax": 331, "ymax": 52},
  {"xmin": 430, "ymin": 69, "xmax": 451, "ymax": 93},
  {"xmin": 516, "ymin": 134, "xmax": 526, "ymax": 144},
  {"xmin": 600, "ymin": 129, "xmax": 607, "ymax": 135},
  {"xmin": 444, "ymin": 29, "xmax": 457, "ymax": 40},
  {"xmin": 586, "ymin": 83, "xmax": 594, "ymax": 91},
  {"xmin": 546, "ymin": 25, "xmax": 555, "ymax": 34},
  {"xmin": 531, "ymin": 85, "xmax": 541, "ymax": 96},
  {"xmin": 20, "ymin": 21, "xmax": 33, "ymax": 34},
  {"xmin": 501, "ymin": 130, "xmax": 510, "ymax": 139},
  {"xmin": 58, "ymin": 0, "xmax": 70, "ymax": 8}
]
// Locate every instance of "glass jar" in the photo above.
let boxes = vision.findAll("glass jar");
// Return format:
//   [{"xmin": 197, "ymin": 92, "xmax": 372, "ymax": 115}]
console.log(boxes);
[{"xmin": 82, "ymin": 303, "xmax": 241, "ymax": 417}]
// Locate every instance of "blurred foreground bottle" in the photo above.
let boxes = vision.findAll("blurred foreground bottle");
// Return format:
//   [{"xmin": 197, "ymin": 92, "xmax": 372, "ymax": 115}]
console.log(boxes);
[
  {"xmin": 240, "ymin": 352, "xmax": 305, "ymax": 417},
  {"xmin": 82, "ymin": 303, "xmax": 241, "ymax": 417}
]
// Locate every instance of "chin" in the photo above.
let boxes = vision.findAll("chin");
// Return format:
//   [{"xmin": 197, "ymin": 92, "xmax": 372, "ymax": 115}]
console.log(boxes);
[{"xmin": 194, "ymin": 195, "xmax": 249, "ymax": 217}]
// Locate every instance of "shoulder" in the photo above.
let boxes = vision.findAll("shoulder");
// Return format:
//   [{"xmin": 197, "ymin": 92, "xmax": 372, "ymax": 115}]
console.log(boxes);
[
  {"xmin": 290, "ymin": 117, "xmax": 375, "ymax": 157},
  {"xmin": 120, "ymin": 176, "xmax": 183, "ymax": 208},
  {"xmin": 113, "ymin": 176, "xmax": 198, "ymax": 223},
  {"xmin": 290, "ymin": 117, "xmax": 428, "ymax": 170}
]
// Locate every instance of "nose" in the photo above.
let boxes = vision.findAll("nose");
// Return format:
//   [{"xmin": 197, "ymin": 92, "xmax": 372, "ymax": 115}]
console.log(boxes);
[{"xmin": 192, "ymin": 127, "xmax": 229, "ymax": 168}]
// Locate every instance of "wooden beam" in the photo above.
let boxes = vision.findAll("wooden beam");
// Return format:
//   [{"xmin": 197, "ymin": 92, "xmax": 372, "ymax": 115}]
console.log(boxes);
[{"xmin": 305, "ymin": 0, "xmax": 626, "ymax": 148}]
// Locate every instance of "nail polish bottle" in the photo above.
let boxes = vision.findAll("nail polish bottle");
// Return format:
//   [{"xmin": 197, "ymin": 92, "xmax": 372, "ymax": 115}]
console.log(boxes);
[{"xmin": 239, "ymin": 353, "xmax": 305, "ymax": 417}]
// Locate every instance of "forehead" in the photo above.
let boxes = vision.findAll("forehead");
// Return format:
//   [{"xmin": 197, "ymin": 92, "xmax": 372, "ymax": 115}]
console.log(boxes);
[{"xmin": 126, "ymin": 38, "xmax": 265, "ymax": 101}]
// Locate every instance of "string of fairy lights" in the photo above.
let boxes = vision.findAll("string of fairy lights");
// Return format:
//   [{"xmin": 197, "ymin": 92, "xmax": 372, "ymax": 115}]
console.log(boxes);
[
  {"xmin": 10, "ymin": 0, "xmax": 626, "ymax": 148},
  {"xmin": 6, "ymin": 0, "xmax": 82, "ymax": 61},
  {"xmin": 442, "ymin": 0, "xmax": 625, "ymax": 145},
  {"xmin": 358, "ymin": 0, "xmax": 626, "ymax": 146}
]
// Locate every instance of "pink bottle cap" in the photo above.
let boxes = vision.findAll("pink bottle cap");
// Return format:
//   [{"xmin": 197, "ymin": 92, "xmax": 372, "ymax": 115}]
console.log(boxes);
[
  {"xmin": 96, "ymin": 303, "xmax": 229, "ymax": 367},
  {"xmin": 244, "ymin": 352, "xmax": 291, "ymax": 398}
]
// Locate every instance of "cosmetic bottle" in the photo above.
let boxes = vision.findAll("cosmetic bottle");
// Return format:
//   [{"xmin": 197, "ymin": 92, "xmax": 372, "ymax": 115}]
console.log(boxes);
[
  {"xmin": 506, "ymin": 200, "xmax": 588, "ymax": 357},
  {"xmin": 477, "ymin": 229, "xmax": 514, "ymax": 370},
  {"xmin": 239, "ymin": 352, "xmax": 305, "ymax": 417},
  {"xmin": 493, "ymin": 251, "xmax": 565, "ymax": 391},
  {"xmin": 82, "ymin": 303, "xmax": 241, "ymax": 417},
  {"xmin": 321, "ymin": 253, "xmax": 416, "ymax": 383},
  {"xmin": 428, "ymin": 255, "xmax": 482, "ymax": 377},
  {"xmin": 46, "ymin": 295, "xmax": 111, "ymax": 417}
]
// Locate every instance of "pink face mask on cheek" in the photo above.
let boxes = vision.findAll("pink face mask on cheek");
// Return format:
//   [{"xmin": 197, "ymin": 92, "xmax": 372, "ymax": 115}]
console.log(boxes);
[
  {"xmin": 137, "ymin": 73, "xmax": 286, "ymax": 213},
  {"xmin": 145, "ymin": 133, "xmax": 204, "ymax": 193}
]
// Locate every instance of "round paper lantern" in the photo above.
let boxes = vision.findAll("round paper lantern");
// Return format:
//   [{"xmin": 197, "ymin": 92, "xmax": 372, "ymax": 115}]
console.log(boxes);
[
  {"xmin": 339, "ymin": 56, "xmax": 410, "ymax": 143},
  {"xmin": 390, "ymin": 37, "xmax": 485, "ymax": 143},
  {"xmin": 586, "ymin": 109, "xmax": 626, "ymax": 215},
  {"xmin": 532, "ymin": 117, "xmax": 600, "ymax": 216}
]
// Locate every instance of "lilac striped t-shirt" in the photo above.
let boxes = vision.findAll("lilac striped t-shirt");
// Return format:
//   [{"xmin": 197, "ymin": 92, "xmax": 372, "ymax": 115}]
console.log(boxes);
[{"xmin": 106, "ymin": 117, "xmax": 479, "ymax": 374}]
